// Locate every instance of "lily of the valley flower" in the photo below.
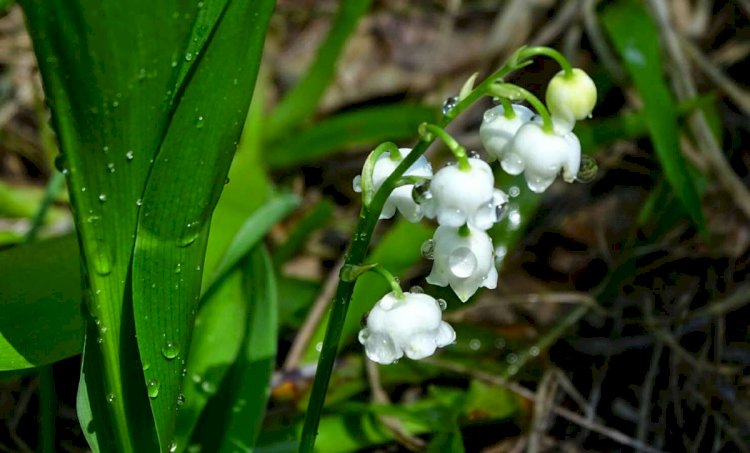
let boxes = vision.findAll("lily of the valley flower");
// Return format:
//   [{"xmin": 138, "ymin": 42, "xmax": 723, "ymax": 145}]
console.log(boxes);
[
  {"xmin": 500, "ymin": 120, "xmax": 581, "ymax": 193},
  {"xmin": 354, "ymin": 147, "xmax": 433, "ymax": 222},
  {"xmin": 426, "ymin": 225, "xmax": 498, "ymax": 302},
  {"xmin": 358, "ymin": 291, "xmax": 455, "ymax": 364},
  {"xmin": 545, "ymin": 68, "xmax": 597, "ymax": 131},
  {"xmin": 423, "ymin": 157, "xmax": 504, "ymax": 230},
  {"xmin": 479, "ymin": 104, "xmax": 534, "ymax": 161}
]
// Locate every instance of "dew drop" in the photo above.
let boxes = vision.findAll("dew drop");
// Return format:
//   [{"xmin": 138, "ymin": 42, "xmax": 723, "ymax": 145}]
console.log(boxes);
[
  {"xmin": 411, "ymin": 181, "xmax": 432, "ymax": 204},
  {"xmin": 352, "ymin": 175, "xmax": 362, "ymax": 192},
  {"xmin": 529, "ymin": 346, "xmax": 540, "ymax": 357},
  {"xmin": 176, "ymin": 394, "xmax": 185, "ymax": 407},
  {"xmin": 161, "ymin": 341, "xmax": 180, "ymax": 360},
  {"xmin": 468, "ymin": 150, "xmax": 480, "ymax": 159},
  {"xmin": 125, "ymin": 150, "xmax": 134, "ymax": 161},
  {"xmin": 508, "ymin": 186, "xmax": 520, "ymax": 198},
  {"xmin": 147, "ymin": 379, "xmax": 160, "ymax": 398},
  {"xmin": 168, "ymin": 441, "xmax": 177, "ymax": 453},
  {"xmin": 135, "ymin": 198, "xmax": 143, "ymax": 207},
  {"xmin": 409, "ymin": 285, "xmax": 424, "ymax": 294},
  {"xmin": 185, "ymin": 52, "xmax": 194, "ymax": 61},
  {"xmin": 106, "ymin": 393, "xmax": 116, "ymax": 403},
  {"xmin": 420, "ymin": 239, "xmax": 435, "ymax": 260},
  {"xmin": 178, "ymin": 221, "xmax": 200, "ymax": 247},
  {"xmin": 469, "ymin": 339, "xmax": 481, "ymax": 351},
  {"xmin": 315, "ymin": 341, "xmax": 323, "ymax": 352},
  {"xmin": 437, "ymin": 298, "xmax": 447, "ymax": 311},
  {"xmin": 107, "ymin": 162, "xmax": 115, "ymax": 173},
  {"xmin": 174, "ymin": 263, "xmax": 182, "ymax": 274},
  {"xmin": 576, "ymin": 155, "xmax": 598, "ymax": 183},
  {"xmin": 191, "ymin": 373, "xmax": 202, "ymax": 384},
  {"xmin": 442, "ymin": 96, "xmax": 458, "ymax": 116},
  {"xmin": 200, "ymin": 380, "xmax": 216, "ymax": 395},
  {"xmin": 98, "ymin": 193, "xmax": 107, "ymax": 203},
  {"xmin": 194, "ymin": 115, "xmax": 204, "ymax": 128},
  {"xmin": 448, "ymin": 247, "xmax": 478, "ymax": 278}
]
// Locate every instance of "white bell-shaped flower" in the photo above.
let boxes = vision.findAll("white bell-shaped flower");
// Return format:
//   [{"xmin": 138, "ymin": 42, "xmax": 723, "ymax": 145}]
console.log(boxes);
[
  {"xmin": 354, "ymin": 147, "xmax": 433, "ymax": 222},
  {"xmin": 500, "ymin": 120, "xmax": 581, "ymax": 193},
  {"xmin": 546, "ymin": 68, "xmax": 597, "ymax": 130},
  {"xmin": 423, "ymin": 157, "xmax": 505, "ymax": 230},
  {"xmin": 358, "ymin": 291, "xmax": 456, "ymax": 364},
  {"xmin": 426, "ymin": 225, "xmax": 498, "ymax": 302},
  {"xmin": 479, "ymin": 104, "xmax": 534, "ymax": 161}
]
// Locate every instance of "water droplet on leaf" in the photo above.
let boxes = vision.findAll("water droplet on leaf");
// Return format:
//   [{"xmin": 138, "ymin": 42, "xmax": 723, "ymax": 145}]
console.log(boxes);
[
  {"xmin": 442, "ymin": 96, "xmax": 458, "ymax": 116},
  {"xmin": 161, "ymin": 341, "xmax": 179, "ymax": 360},
  {"xmin": 147, "ymin": 379, "xmax": 160, "ymax": 398}
]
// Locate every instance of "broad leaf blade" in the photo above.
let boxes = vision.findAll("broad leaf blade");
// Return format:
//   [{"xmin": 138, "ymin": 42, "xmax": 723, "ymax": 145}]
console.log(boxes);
[
  {"xmin": 0, "ymin": 236, "xmax": 82, "ymax": 370},
  {"xmin": 131, "ymin": 0, "xmax": 274, "ymax": 448}
]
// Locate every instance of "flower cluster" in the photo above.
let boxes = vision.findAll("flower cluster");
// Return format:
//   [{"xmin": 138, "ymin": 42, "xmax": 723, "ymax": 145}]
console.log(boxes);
[{"xmin": 356, "ymin": 62, "xmax": 597, "ymax": 364}]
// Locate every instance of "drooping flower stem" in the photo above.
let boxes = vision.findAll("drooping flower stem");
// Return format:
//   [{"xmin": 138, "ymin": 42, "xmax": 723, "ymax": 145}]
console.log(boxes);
[
  {"xmin": 519, "ymin": 46, "xmax": 574, "ymax": 78},
  {"xmin": 419, "ymin": 123, "xmax": 470, "ymax": 171},
  {"xmin": 500, "ymin": 97, "xmax": 515, "ymax": 119},
  {"xmin": 489, "ymin": 83, "xmax": 554, "ymax": 134},
  {"xmin": 299, "ymin": 46, "xmax": 562, "ymax": 452}
]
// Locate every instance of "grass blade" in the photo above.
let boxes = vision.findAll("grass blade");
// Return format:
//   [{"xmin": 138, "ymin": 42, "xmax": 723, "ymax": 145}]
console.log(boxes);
[{"xmin": 601, "ymin": 0, "xmax": 705, "ymax": 231}]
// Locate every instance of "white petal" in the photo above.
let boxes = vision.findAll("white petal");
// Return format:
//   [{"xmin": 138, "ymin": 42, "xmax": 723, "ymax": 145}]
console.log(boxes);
[{"xmin": 480, "ymin": 104, "xmax": 534, "ymax": 161}]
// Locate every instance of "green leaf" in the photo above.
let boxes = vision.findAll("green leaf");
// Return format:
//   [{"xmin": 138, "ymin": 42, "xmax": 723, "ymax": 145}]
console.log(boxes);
[
  {"xmin": 172, "ymin": 271, "xmax": 248, "ymax": 452},
  {"xmin": 188, "ymin": 246, "xmax": 278, "ymax": 453},
  {"xmin": 0, "ymin": 236, "xmax": 82, "ymax": 370},
  {"xmin": 207, "ymin": 193, "xmax": 300, "ymax": 291},
  {"xmin": 21, "ymin": 0, "xmax": 275, "ymax": 449},
  {"xmin": 131, "ymin": 2, "xmax": 274, "ymax": 448},
  {"xmin": 265, "ymin": 0, "xmax": 374, "ymax": 142},
  {"xmin": 266, "ymin": 104, "xmax": 438, "ymax": 168},
  {"xmin": 601, "ymin": 0, "xmax": 705, "ymax": 231},
  {"xmin": 302, "ymin": 220, "xmax": 433, "ymax": 364}
]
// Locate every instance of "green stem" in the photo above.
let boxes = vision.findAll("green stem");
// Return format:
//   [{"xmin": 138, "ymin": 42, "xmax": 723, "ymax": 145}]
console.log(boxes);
[
  {"xmin": 299, "ymin": 46, "xmax": 542, "ymax": 452},
  {"xmin": 371, "ymin": 265, "xmax": 404, "ymax": 299},
  {"xmin": 491, "ymin": 83, "xmax": 554, "ymax": 134},
  {"xmin": 420, "ymin": 123, "xmax": 470, "ymax": 171},
  {"xmin": 520, "ymin": 46, "xmax": 574, "ymax": 78},
  {"xmin": 500, "ymin": 97, "xmax": 515, "ymax": 119},
  {"xmin": 361, "ymin": 142, "xmax": 400, "ymax": 206}
]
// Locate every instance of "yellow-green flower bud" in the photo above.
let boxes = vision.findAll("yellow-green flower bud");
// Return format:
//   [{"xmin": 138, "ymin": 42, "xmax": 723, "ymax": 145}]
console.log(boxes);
[{"xmin": 545, "ymin": 68, "xmax": 597, "ymax": 126}]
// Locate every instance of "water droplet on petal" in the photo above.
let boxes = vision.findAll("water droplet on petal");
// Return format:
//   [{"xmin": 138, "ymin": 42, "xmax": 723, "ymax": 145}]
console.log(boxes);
[
  {"xmin": 448, "ymin": 247, "xmax": 478, "ymax": 278},
  {"xmin": 409, "ymin": 285, "xmax": 424, "ymax": 294},
  {"xmin": 411, "ymin": 181, "xmax": 432, "ymax": 204},
  {"xmin": 437, "ymin": 298, "xmax": 447, "ymax": 311}
]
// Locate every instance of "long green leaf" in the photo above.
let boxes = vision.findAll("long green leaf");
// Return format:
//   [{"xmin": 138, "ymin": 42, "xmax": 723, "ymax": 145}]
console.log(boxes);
[
  {"xmin": 0, "ymin": 236, "xmax": 82, "ymax": 370},
  {"xmin": 601, "ymin": 0, "xmax": 705, "ymax": 231},
  {"xmin": 21, "ymin": 0, "xmax": 275, "ymax": 450},
  {"xmin": 131, "ymin": 1, "xmax": 274, "ymax": 448},
  {"xmin": 266, "ymin": 104, "xmax": 438, "ymax": 168},
  {"xmin": 188, "ymin": 246, "xmax": 278, "ymax": 453},
  {"xmin": 265, "ymin": 0, "xmax": 374, "ymax": 142}
]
